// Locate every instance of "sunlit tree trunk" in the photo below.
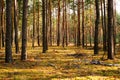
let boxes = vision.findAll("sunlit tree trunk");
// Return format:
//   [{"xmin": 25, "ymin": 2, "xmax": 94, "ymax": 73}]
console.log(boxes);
[
  {"xmin": 53, "ymin": 8, "xmax": 56, "ymax": 45},
  {"xmin": 65, "ymin": 0, "xmax": 68, "ymax": 46},
  {"xmin": 0, "ymin": 1, "xmax": 1, "ymax": 37},
  {"xmin": 89, "ymin": 2, "xmax": 92, "ymax": 47},
  {"xmin": 73, "ymin": 0, "xmax": 76, "ymax": 46},
  {"xmin": 14, "ymin": 0, "xmax": 19, "ymax": 54},
  {"xmin": 85, "ymin": 30, "xmax": 88, "ymax": 48},
  {"xmin": 37, "ymin": 0, "xmax": 40, "ymax": 46},
  {"xmin": 0, "ymin": 0, "xmax": 4, "ymax": 49},
  {"xmin": 113, "ymin": 0, "xmax": 116, "ymax": 54},
  {"xmin": 82, "ymin": 0, "xmax": 85, "ymax": 48},
  {"xmin": 68, "ymin": 0, "xmax": 70, "ymax": 45},
  {"xmin": 2, "ymin": 5, "xmax": 5, "ymax": 47},
  {"xmin": 100, "ymin": 0, "xmax": 105, "ymax": 49},
  {"xmin": 2, "ymin": 10, "xmax": 5, "ymax": 48},
  {"xmin": 2, "ymin": 28, "xmax": 5, "ymax": 47}
]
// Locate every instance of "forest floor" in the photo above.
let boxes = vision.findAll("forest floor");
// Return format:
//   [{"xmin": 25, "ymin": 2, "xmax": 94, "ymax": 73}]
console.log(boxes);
[{"xmin": 0, "ymin": 45, "xmax": 120, "ymax": 80}]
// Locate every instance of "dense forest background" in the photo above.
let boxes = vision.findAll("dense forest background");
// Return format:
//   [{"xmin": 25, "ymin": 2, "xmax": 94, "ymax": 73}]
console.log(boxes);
[{"xmin": 0, "ymin": 0, "xmax": 120, "ymax": 79}]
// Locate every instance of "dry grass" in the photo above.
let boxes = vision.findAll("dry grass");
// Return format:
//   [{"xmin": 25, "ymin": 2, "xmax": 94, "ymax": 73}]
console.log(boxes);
[{"xmin": 0, "ymin": 45, "xmax": 120, "ymax": 80}]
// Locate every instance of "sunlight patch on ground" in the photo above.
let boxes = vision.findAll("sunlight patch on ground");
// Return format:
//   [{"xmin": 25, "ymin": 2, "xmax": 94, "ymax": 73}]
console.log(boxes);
[{"xmin": 0, "ymin": 46, "xmax": 120, "ymax": 79}]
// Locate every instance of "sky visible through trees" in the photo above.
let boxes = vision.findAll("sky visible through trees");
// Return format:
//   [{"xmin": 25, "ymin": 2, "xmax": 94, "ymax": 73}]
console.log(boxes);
[
  {"xmin": 0, "ymin": 0, "xmax": 120, "ymax": 79},
  {"xmin": 116, "ymin": 0, "xmax": 120, "ymax": 13}
]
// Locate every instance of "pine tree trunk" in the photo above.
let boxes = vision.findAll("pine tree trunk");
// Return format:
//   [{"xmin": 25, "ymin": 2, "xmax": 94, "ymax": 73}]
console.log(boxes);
[
  {"xmin": 101, "ymin": 0, "xmax": 106, "ymax": 50},
  {"xmin": 45, "ymin": 0, "xmax": 48, "ymax": 50},
  {"xmin": 82, "ymin": 0, "xmax": 85, "ymax": 48},
  {"xmin": 21, "ymin": 0, "xmax": 28, "ymax": 60},
  {"xmin": 73, "ymin": 0, "xmax": 76, "ymax": 46},
  {"xmin": 2, "ymin": 8, "xmax": 5, "ymax": 47},
  {"xmin": 11, "ymin": 2, "xmax": 14, "ymax": 45},
  {"xmin": 89, "ymin": 3, "xmax": 92, "ymax": 47},
  {"xmin": 37, "ymin": 0, "xmax": 40, "ymax": 47},
  {"xmin": 65, "ymin": 0, "xmax": 68, "ymax": 46},
  {"xmin": 94, "ymin": 0, "xmax": 100, "ymax": 55},
  {"xmin": 57, "ymin": 0, "xmax": 61, "ymax": 46},
  {"xmin": 49, "ymin": 0, "xmax": 52, "ymax": 46},
  {"xmin": 113, "ymin": 0, "xmax": 116, "ymax": 54},
  {"xmin": 5, "ymin": 0, "xmax": 13, "ymax": 63},
  {"xmin": 107, "ymin": 0, "xmax": 114, "ymax": 59},
  {"xmin": 42, "ymin": 0, "xmax": 47, "ymax": 53},
  {"xmin": 0, "ymin": 1, "xmax": 3, "ymax": 49},
  {"xmin": 77, "ymin": 0, "xmax": 81, "ymax": 47},
  {"xmin": 103, "ymin": 0, "xmax": 107, "ymax": 51},
  {"xmin": 62, "ymin": 0, "xmax": 65, "ymax": 47},
  {"xmin": 32, "ymin": 0, "xmax": 35, "ymax": 48},
  {"xmin": 14, "ymin": 0, "xmax": 19, "ymax": 54}
]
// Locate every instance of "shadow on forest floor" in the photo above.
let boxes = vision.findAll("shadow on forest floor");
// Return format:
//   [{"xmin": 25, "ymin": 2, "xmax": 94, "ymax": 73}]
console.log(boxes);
[{"xmin": 0, "ymin": 46, "xmax": 120, "ymax": 80}]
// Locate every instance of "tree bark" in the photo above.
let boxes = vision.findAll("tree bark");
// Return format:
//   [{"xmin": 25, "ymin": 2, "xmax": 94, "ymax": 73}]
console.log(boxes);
[
  {"xmin": 21, "ymin": 0, "xmax": 28, "ymax": 60},
  {"xmin": 37, "ymin": 0, "xmax": 40, "ymax": 47},
  {"xmin": 103, "ymin": 0, "xmax": 107, "ymax": 51},
  {"xmin": 77, "ymin": 0, "xmax": 81, "ymax": 47},
  {"xmin": 42, "ymin": 0, "xmax": 47, "ymax": 53},
  {"xmin": 107, "ymin": 0, "xmax": 114, "ymax": 59},
  {"xmin": 11, "ymin": 2, "xmax": 14, "ymax": 45},
  {"xmin": 57, "ymin": 0, "xmax": 61, "ymax": 46},
  {"xmin": 65, "ymin": 0, "xmax": 68, "ymax": 46},
  {"xmin": 62, "ymin": 0, "xmax": 65, "ymax": 47},
  {"xmin": 32, "ymin": 0, "xmax": 35, "ymax": 48},
  {"xmin": 45, "ymin": 0, "xmax": 48, "ymax": 50},
  {"xmin": 5, "ymin": 0, "xmax": 13, "ymax": 63},
  {"xmin": 73, "ymin": 0, "xmax": 77, "ymax": 46},
  {"xmin": 94, "ymin": 0, "xmax": 100, "ymax": 55},
  {"xmin": 14, "ymin": 0, "xmax": 19, "ymax": 54},
  {"xmin": 2, "ymin": 6, "xmax": 5, "ymax": 47},
  {"xmin": 82, "ymin": 0, "xmax": 85, "ymax": 48},
  {"xmin": 113, "ymin": 0, "xmax": 116, "ymax": 54},
  {"xmin": 49, "ymin": 0, "xmax": 52, "ymax": 46},
  {"xmin": 0, "ymin": 0, "xmax": 4, "ymax": 48}
]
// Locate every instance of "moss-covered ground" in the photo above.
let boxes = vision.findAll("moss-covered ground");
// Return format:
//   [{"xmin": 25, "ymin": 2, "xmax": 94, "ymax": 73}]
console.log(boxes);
[{"xmin": 0, "ymin": 45, "xmax": 120, "ymax": 80}]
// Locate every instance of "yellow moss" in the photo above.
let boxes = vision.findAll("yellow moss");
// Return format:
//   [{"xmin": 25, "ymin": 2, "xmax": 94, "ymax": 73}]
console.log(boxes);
[{"xmin": 0, "ymin": 46, "xmax": 120, "ymax": 79}]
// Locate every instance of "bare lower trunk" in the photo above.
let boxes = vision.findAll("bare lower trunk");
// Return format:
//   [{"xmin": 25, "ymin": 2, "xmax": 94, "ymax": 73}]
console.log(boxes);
[
  {"xmin": 107, "ymin": 0, "xmax": 114, "ymax": 59},
  {"xmin": 57, "ymin": 0, "xmax": 61, "ymax": 46},
  {"xmin": 21, "ymin": 0, "xmax": 28, "ymax": 60},
  {"xmin": 77, "ymin": 0, "xmax": 81, "ymax": 47},
  {"xmin": 5, "ymin": 0, "xmax": 13, "ymax": 63},
  {"xmin": 37, "ymin": 0, "xmax": 40, "ymax": 46},
  {"xmin": 14, "ymin": 0, "xmax": 19, "ymax": 54},
  {"xmin": 82, "ymin": 0, "xmax": 85, "ymax": 48},
  {"xmin": 62, "ymin": 0, "xmax": 65, "ymax": 47},
  {"xmin": 94, "ymin": 0, "xmax": 100, "ymax": 55},
  {"xmin": 32, "ymin": 0, "xmax": 35, "ymax": 48}
]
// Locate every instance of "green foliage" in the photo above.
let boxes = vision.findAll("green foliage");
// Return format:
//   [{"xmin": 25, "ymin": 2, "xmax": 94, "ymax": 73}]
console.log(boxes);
[
  {"xmin": 85, "ymin": 0, "xmax": 94, "ymax": 4},
  {"xmin": 117, "ymin": 12, "xmax": 120, "ymax": 25}
]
